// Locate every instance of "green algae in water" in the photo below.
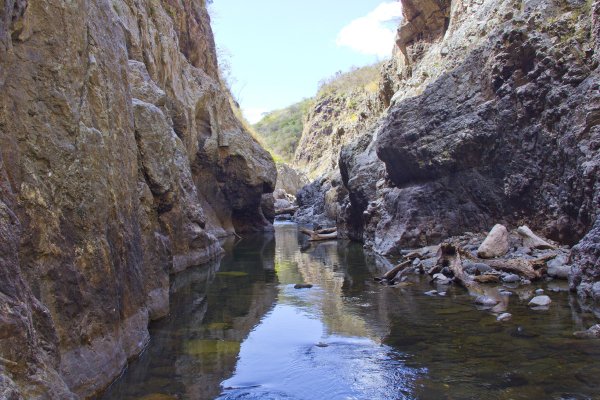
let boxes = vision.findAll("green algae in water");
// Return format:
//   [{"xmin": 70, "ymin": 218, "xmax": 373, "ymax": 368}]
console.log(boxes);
[
  {"xmin": 216, "ymin": 271, "xmax": 248, "ymax": 277},
  {"xmin": 206, "ymin": 322, "xmax": 232, "ymax": 330},
  {"xmin": 184, "ymin": 339, "xmax": 240, "ymax": 357}
]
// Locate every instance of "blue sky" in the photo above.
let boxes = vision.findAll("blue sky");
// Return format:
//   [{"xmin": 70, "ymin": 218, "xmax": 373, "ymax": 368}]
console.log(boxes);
[{"xmin": 209, "ymin": 1, "xmax": 402, "ymax": 123}]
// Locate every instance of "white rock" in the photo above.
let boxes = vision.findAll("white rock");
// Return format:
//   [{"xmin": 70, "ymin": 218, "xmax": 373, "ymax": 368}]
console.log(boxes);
[
  {"xmin": 477, "ymin": 224, "xmax": 509, "ymax": 258},
  {"xmin": 528, "ymin": 295, "xmax": 552, "ymax": 307},
  {"xmin": 497, "ymin": 313, "xmax": 512, "ymax": 322}
]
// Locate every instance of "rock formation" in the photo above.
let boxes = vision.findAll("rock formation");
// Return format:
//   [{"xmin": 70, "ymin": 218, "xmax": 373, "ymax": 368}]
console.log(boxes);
[
  {"xmin": 336, "ymin": 0, "xmax": 599, "ymax": 304},
  {"xmin": 0, "ymin": 0, "xmax": 275, "ymax": 398}
]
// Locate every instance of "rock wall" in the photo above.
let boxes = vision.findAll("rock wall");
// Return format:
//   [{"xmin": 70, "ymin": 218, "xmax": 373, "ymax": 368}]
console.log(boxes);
[
  {"xmin": 339, "ymin": 0, "xmax": 599, "ymax": 296},
  {"xmin": 0, "ymin": 0, "xmax": 275, "ymax": 398},
  {"xmin": 293, "ymin": 66, "xmax": 388, "ymax": 226}
]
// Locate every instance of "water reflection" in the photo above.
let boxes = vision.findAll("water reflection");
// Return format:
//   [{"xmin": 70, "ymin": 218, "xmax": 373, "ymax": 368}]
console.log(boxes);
[
  {"xmin": 219, "ymin": 223, "xmax": 421, "ymax": 399},
  {"xmin": 102, "ymin": 223, "xmax": 600, "ymax": 400}
]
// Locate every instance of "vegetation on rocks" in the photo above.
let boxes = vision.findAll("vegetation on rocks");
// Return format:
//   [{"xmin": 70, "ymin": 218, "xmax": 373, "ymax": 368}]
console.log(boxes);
[{"xmin": 253, "ymin": 99, "xmax": 313, "ymax": 163}]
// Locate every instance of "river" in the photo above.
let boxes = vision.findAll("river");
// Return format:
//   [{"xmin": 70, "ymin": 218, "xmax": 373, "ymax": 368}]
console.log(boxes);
[{"xmin": 101, "ymin": 222, "xmax": 600, "ymax": 400}]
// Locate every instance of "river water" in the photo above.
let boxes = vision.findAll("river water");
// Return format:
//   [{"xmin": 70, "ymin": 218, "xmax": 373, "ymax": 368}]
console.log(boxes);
[{"xmin": 101, "ymin": 223, "xmax": 600, "ymax": 400}]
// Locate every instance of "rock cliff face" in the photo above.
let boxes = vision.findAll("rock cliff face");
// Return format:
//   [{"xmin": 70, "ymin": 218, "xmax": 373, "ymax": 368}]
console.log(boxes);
[
  {"xmin": 339, "ymin": 0, "xmax": 599, "ymax": 297},
  {"xmin": 0, "ymin": 0, "xmax": 275, "ymax": 398}
]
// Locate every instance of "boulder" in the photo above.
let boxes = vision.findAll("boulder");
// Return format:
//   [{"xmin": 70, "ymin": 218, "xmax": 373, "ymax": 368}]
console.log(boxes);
[{"xmin": 477, "ymin": 224, "xmax": 510, "ymax": 259}]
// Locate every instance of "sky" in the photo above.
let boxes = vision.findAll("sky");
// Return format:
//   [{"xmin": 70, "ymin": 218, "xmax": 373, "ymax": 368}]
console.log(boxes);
[{"xmin": 209, "ymin": 1, "xmax": 402, "ymax": 123}]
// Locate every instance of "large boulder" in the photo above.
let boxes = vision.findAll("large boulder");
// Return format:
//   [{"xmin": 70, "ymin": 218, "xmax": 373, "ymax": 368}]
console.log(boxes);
[{"xmin": 477, "ymin": 224, "xmax": 510, "ymax": 259}]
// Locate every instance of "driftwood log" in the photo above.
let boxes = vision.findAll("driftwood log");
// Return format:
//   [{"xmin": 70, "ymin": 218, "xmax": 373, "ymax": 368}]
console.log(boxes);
[
  {"xmin": 459, "ymin": 247, "xmax": 552, "ymax": 280},
  {"xmin": 275, "ymin": 206, "xmax": 298, "ymax": 216},
  {"xmin": 379, "ymin": 260, "xmax": 412, "ymax": 281},
  {"xmin": 437, "ymin": 243, "xmax": 507, "ymax": 311},
  {"xmin": 315, "ymin": 227, "xmax": 337, "ymax": 234},
  {"xmin": 437, "ymin": 243, "xmax": 477, "ymax": 290},
  {"xmin": 300, "ymin": 227, "xmax": 337, "ymax": 241}
]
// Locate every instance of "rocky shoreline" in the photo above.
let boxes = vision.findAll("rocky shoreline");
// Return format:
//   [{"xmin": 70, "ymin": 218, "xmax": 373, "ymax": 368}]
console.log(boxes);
[{"xmin": 373, "ymin": 223, "xmax": 600, "ymax": 336}]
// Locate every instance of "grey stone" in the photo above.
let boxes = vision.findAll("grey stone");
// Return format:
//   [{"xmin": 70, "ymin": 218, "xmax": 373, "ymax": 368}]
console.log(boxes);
[
  {"xmin": 592, "ymin": 282, "xmax": 600, "ymax": 301},
  {"xmin": 548, "ymin": 265, "xmax": 571, "ymax": 280},
  {"xmin": 475, "ymin": 295, "xmax": 499, "ymax": 306},
  {"xmin": 573, "ymin": 324, "xmax": 600, "ymax": 339},
  {"xmin": 465, "ymin": 262, "xmax": 492, "ymax": 275},
  {"xmin": 433, "ymin": 273, "xmax": 452, "ymax": 285},
  {"xmin": 502, "ymin": 273, "xmax": 520, "ymax": 283}
]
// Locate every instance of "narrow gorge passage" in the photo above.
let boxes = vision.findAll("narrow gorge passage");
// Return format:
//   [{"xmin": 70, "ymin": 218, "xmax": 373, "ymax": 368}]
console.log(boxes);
[
  {"xmin": 1, "ymin": 0, "xmax": 599, "ymax": 398},
  {"xmin": 102, "ymin": 223, "xmax": 600, "ymax": 400}
]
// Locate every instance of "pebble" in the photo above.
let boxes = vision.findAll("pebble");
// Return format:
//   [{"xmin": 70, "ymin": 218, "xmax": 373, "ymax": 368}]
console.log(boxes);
[
  {"xmin": 475, "ymin": 295, "xmax": 499, "ymax": 306},
  {"xmin": 528, "ymin": 295, "xmax": 551, "ymax": 307},
  {"xmin": 573, "ymin": 324, "xmax": 600, "ymax": 339},
  {"xmin": 432, "ymin": 273, "xmax": 452, "ymax": 285},
  {"xmin": 521, "ymin": 279, "xmax": 531, "ymax": 285},
  {"xmin": 438, "ymin": 291, "xmax": 447, "ymax": 296},
  {"xmin": 535, "ymin": 289, "xmax": 544, "ymax": 295},
  {"xmin": 294, "ymin": 284, "xmax": 313, "ymax": 289},
  {"xmin": 502, "ymin": 273, "xmax": 520, "ymax": 283},
  {"xmin": 424, "ymin": 290, "xmax": 438, "ymax": 296},
  {"xmin": 412, "ymin": 257, "xmax": 421, "ymax": 266},
  {"xmin": 497, "ymin": 313, "xmax": 512, "ymax": 322},
  {"xmin": 500, "ymin": 290, "xmax": 513, "ymax": 296}
]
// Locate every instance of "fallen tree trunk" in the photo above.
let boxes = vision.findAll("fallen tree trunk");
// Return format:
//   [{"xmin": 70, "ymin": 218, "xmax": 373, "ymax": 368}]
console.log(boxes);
[
  {"xmin": 275, "ymin": 206, "xmax": 298, "ymax": 215},
  {"xmin": 380, "ymin": 260, "xmax": 412, "ymax": 281},
  {"xmin": 316, "ymin": 227, "xmax": 337, "ymax": 234},
  {"xmin": 300, "ymin": 228, "xmax": 337, "ymax": 241},
  {"xmin": 438, "ymin": 243, "xmax": 505, "ymax": 309},
  {"xmin": 458, "ymin": 247, "xmax": 552, "ymax": 280},
  {"xmin": 438, "ymin": 243, "xmax": 478, "ymax": 290}
]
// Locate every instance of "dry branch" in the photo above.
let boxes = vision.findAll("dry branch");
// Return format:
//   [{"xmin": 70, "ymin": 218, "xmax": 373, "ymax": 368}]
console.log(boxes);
[{"xmin": 300, "ymin": 227, "xmax": 337, "ymax": 241}]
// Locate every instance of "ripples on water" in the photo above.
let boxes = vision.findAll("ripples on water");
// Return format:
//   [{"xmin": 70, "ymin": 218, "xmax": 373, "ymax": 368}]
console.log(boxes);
[{"xmin": 101, "ymin": 222, "xmax": 600, "ymax": 400}]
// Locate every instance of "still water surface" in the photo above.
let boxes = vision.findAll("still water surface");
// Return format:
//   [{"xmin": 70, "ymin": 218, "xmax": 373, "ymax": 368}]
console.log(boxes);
[{"xmin": 102, "ymin": 223, "xmax": 600, "ymax": 400}]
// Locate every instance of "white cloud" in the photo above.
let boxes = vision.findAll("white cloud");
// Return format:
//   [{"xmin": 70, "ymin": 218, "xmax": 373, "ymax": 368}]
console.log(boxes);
[
  {"xmin": 336, "ymin": 2, "xmax": 403, "ymax": 57},
  {"xmin": 243, "ymin": 107, "xmax": 268, "ymax": 124}
]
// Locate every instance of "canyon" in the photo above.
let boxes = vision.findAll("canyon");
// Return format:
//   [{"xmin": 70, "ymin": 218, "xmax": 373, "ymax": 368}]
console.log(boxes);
[{"xmin": 1, "ymin": 0, "xmax": 599, "ymax": 398}]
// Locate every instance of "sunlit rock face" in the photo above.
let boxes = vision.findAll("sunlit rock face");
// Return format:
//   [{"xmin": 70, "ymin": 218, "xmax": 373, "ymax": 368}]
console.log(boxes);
[
  {"xmin": 339, "ymin": 0, "xmax": 599, "ymax": 269},
  {"xmin": 0, "ymin": 0, "xmax": 275, "ymax": 398}
]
